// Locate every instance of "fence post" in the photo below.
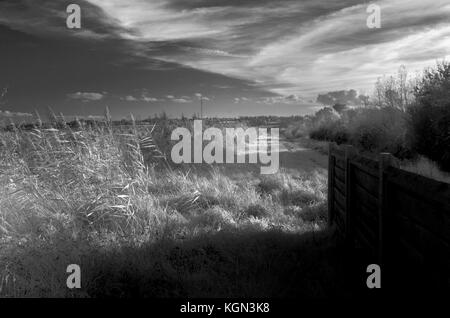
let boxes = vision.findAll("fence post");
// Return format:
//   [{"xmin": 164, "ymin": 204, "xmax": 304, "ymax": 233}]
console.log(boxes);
[
  {"xmin": 378, "ymin": 153, "xmax": 399, "ymax": 287},
  {"xmin": 328, "ymin": 142, "xmax": 335, "ymax": 228},
  {"xmin": 344, "ymin": 145, "xmax": 356, "ymax": 247}
]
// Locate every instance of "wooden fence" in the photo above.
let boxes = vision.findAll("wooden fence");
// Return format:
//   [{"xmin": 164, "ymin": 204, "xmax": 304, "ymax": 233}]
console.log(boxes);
[{"xmin": 328, "ymin": 143, "xmax": 450, "ymax": 289}]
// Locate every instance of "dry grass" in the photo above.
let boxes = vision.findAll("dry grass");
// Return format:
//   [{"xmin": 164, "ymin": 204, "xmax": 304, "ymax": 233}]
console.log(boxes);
[
  {"xmin": 401, "ymin": 156, "xmax": 450, "ymax": 184},
  {"xmin": 0, "ymin": 118, "xmax": 331, "ymax": 297}
]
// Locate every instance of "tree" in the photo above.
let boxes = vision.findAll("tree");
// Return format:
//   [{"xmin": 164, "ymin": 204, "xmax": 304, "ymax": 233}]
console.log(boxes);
[
  {"xmin": 373, "ymin": 65, "xmax": 413, "ymax": 111},
  {"xmin": 398, "ymin": 65, "xmax": 409, "ymax": 110},
  {"xmin": 358, "ymin": 94, "xmax": 370, "ymax": 107},
  {"xmin": 313, "ymin": 107, "xmax": 340, "ymax": 126}
]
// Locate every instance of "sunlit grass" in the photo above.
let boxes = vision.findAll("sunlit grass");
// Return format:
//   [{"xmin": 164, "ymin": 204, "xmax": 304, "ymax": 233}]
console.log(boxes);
[{"xmin": 0, "ymin": 118, "xmax": 329, "ymax": 297}]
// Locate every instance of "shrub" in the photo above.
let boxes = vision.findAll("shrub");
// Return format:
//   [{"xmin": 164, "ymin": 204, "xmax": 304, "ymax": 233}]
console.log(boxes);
[
  {"xmin": 309, "ymin": 121, "xmax": 348, "ymax": 144},
  {"xmin": 408, "ymin": 61, "xmax": 450, "ymax": 171},
  {"xmin": 348, "ymin": 107, "xmax": 412, "ymax": 158},
  {"xmin": 244, "ymin": 204, "xmax": 270, "ymax": 218},
  {"xmin": 298, "ymin": 203, "xmax": 328, "ymax": 223},
  {"xmin": 256, "ymin": 176, "xmax": 284, "ymax": 194},
  {"xmin": 308, "ymin": 106, "xmax": 413, "ymax": 159},
  {"xmin": 279, "ymin": 189, "xmax": 319, "ymax": 207}
]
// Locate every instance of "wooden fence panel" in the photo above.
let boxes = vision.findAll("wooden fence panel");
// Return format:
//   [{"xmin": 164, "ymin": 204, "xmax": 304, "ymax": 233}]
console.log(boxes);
[{"xmin": 327, "ymin": 143, "xmax": 450, "ymax": 289}]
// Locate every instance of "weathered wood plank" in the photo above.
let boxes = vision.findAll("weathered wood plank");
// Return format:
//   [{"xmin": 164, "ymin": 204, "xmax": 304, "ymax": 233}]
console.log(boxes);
[
  {"xmin": 350, "ymin": 156, "xmax": 379, "ymax": 177},
  {"xmin": 353, "ymin": 212, "xmax": 378, "ymax": 247},
  {"xmin": 334, "ymin": 206, "xmax": 346, "ymax": 233},
  {"xmin": 353, "ymin": 182, "xmax": 378, "ymax": 209},
  {"xmin": 352, "ymin": 167, "xmax": 379, "ymax": 198},
  {"xmin": 345, "ymin": 146, "xmax": 357, "ymax": 246},
  {"xmin": 334, "ymin": 165, "xmax": 345, "ymax": 183},
  {"xmin": 334, "ymin": 177, "xmax": 345, "ymax": 196},
  {"xmin": 332, "ymin": 147, "xmax": 345, "ymax": 159},
  {"xmin": 378, "ymin": 153, "xmax": 399, "ymax": 267},
  {"xmin": 397, "ymin": 236, "xmax": 425, "ymax": 266},
  {"xmin": 328, "ymin": 145, "xmax": 335, "ymax": 228},
  {"xmin": 396, "ymin": 213, "xmax": 450, "ymax": 264},
  {"xmin": 353, "ymin": 199, "xmax": 378, "ymax": 229},
  {"xmin": 334, "ymin": 188, "xmax": 346, "ymax": 209},
  {"xmin": 335, "ymin": 201, "xmax": 346, "ymax": 219},
  {"xmin": 389, "ymin": 185, "xmax": 450, "ymax": 243},
  {"xmin": 335, "ymin": 157, "xmax": 345, "ymax": 170},
  {"xmin": 354, "ymin": 226, "xmax": 375, "ymax": 252},
  {"xmin": 386, "ymin": 167, "xmax": 450, "ymax": 207}
]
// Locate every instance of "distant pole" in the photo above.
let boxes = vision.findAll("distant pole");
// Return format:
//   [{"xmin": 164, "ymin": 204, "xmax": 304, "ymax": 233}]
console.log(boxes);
[{"xmin": 200, "ymin": 94, "xmax": 203, "ymax": 119}]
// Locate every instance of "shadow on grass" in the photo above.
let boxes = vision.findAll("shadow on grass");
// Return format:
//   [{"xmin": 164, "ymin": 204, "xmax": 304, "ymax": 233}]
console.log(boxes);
[
  {"xmin": 4, "ymin": 226, "xmax": 447, "ymax": 298},
  {"xmin": 75, "ymin": 229, "xmax": 348, "ymax": 298}
]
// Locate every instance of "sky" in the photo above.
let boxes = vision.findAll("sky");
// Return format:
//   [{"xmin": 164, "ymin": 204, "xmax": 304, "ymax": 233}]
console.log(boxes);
[{"xmin": 0, "ymin": 0, "xmax": 449, "ymax": 120}]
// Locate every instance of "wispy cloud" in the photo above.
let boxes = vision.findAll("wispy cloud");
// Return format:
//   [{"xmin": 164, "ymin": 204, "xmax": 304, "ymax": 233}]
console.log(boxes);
[
  {"xmin": 194, "ymin": 93, "xmax": 210, "ymax": 101},
  {"xmin": 172, "ymin": 98, "xmax": 190, "ymax": 103},
  {"xmin": 79, "ymin": 0, "xmax": 450, "ymax": 97},
  {"xmin": 166, "ymin": 95, "xmax": 191, "ymax": 103},
  {"xmin": 122, "ymin": 95, "xmax": 139, "ymax": 102},
  {"xmin": 67, "ymin": 92, "xmax": 105, "ymax": 102},
  {"xmin": 120, "ymin": 92, "xmax": 212, "ymax": 104},
  {"xmin": 121, "ymin": 94, "xmax": 162, "ymax": 102},
  {"xmin": 0, "ymin": 110, "xmax": 32, "ymax": 117},
  {"xmin": 2, "ymin": 0, "xmax": 450, "ymax": 101},
  {"xmin": 0, "ymin": 0, "xmax": 132, "ymax": 40},
  {"xmin": 234, "ymin": 94, "xmax": 311, "ymax": 105}
]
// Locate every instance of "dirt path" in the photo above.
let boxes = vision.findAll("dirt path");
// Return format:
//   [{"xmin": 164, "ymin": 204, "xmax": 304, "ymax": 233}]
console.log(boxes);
[
  {"xmin": 209, "ymin": 135, "xmax": 328, "ymax": 178},
  {"xmin": 278, "ymin": 137, "xmax": 328, "ymax": 173},
  {"xmin": 175, "ymin": 135, "xmax": 328, "ymax": 178}
]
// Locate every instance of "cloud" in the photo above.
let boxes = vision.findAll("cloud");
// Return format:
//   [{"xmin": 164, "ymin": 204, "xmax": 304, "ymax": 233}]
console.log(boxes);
[
  {"xmin": 258, "ymin": 95, "xmax": 308, "ymax": 104},
  {"xmin": 234, "ymin": 94, "xmax": 309, "ymax": 105},
  {"xmin": 2, "ymin": 0, "xmax": 450, "ymax": 100},
  {"xmin": 234, "ymin": 97, "xmax": 250, "ymax": 103},
  {"xmin": 316, "ymin": 90, "xmax": 361, "ymax": 105},
  {"xmin": 0, "ymin": 0, "xmax": 133, "ymax": 40},
  {"xmin": 142, "ymin": 96, "xmax": 161, "ymax": 102},
  {"xmin": 212, "ymin": 84, "xmax": 233, "ymax": 89},
  {"xmin": 121, "ymin": 93, "xmax": 162, "ymax": 102},
  {"xmin": 0, "ymin": 110, "xmax": 32, "ymax": 117},
  {"xmin": 168, "ymin": 95, "xmax": 192, "ymax": 103},
  {"xmin": 121, "ymin": 92, "xmax": 200, "ymax": 103},
  {"xmin": 85, "ymin": 0, "xmax": 448, "ymax": 97},
  {"xmin": 67, "ymin": 92, "xmax": 105, "ymax": 102},
  {"xmin": 172, "ymin": 98, "xmax": 190, "ymax": 103},
  {"xmin": 122, "ymin": 95, "xmax": 138, "ymax": 102},
  {"xmin": 194, "ymin": 93, "xmax": 210, "ymax": 101}
]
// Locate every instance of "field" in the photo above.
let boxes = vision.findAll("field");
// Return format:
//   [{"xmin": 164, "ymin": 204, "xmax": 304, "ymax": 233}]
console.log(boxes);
[
  {"xmin": 0, "ymin": 118, "xmax": 346, "ymax": 297},
  {"xmin": 1, "ymin": 1, "xmax": 449, "ymax": 303}
]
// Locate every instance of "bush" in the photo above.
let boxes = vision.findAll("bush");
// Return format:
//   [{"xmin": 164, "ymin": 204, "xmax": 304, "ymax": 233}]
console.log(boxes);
[
  {"xmin": 244, "ymin": 204, "xmax": 270, "ymax": 218},
  {"xmin": 348, "ymin": 107, "xmax": 412, "ymax": 158},
  {"xmin": 308, "ymin": 107, "xmax": 413, "ymax": 159},
  {"xmin": 306, "ymin": 62, "xmax": 450, "ymax": 172},
  {"xmin": 309, "ymin": 121, "xmax": 348, "ymax": 144},
  {"xmin": 256, "ymin": 176, "xmax": 284, "ymax": 194},
  {"xmin": 408, "ymin": 61, "xmax": 450, "ymax": 172}
]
